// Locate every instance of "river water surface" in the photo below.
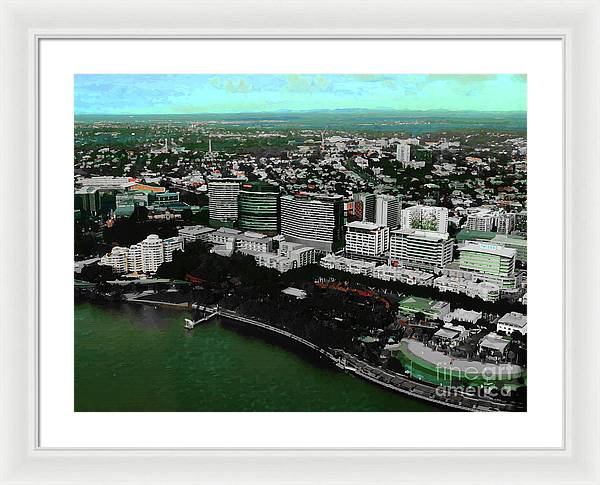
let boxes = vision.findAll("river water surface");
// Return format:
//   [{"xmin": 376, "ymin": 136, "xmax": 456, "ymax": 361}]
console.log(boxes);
[{"xmin": 75, "ymin": 302, "xmax": 442, "ymax": 412}]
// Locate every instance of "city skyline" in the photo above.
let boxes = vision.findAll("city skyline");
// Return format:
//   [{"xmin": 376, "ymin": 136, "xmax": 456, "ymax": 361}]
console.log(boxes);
[{"xmin": 75, "ymin": 74, "xmax": 527, "ymax": 115}]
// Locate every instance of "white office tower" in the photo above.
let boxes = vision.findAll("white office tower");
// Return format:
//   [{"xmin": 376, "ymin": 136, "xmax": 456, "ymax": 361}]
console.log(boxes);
[
  {"xmin": 207, "ymin": 177, "xmax": 245, "ymax": 224},
  {"xmin": 141, "ymin": 234, "xmax": 164, "ymax": 273},
  {"xmin": 280, "ymin": 193, "xmax": 344, "ymax": 252},
  {"xmin": 163, "ymin": 236, "xmax": 185, "ymax": 263},
  {"xmin": 345, "ymin": 221, "xmax": 390, "ymax": 257},
  {"xmin": 389, "ymin": 229, "xmax": 453, "ymax": 272},
  {"xmin": 375, "ymin": 194, "xmax": 401, "ymax": 228},
  {"xmin": 396, "ymin": 143, "xmax": 411, "ymax": 165},
  {"xmin": 458, "ymin": 241, "xmax": 517, "ymax": 289},
  {"xmin": 401, "ymin": 205, "xmax": 449, "ymax": 233}
]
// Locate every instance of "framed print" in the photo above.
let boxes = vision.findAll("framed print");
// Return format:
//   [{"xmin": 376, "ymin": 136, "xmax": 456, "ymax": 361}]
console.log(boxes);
[{"xmin": 1, "ymin": 0, "xmax": 599, "ymax": 484}]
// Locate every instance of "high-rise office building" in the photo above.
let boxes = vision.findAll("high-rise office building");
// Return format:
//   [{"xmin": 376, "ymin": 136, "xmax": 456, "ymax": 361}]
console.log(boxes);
[
  {"xmin": 237, "ymin": 181, "xmax": 280, "ymax": 235},
  {"xmin": 75, "ymin": 186, "xmax": 101, "ymax": 215},
  {"xmin": 401, "ymin": 205, "xmax": 449, "ymax": 233},
  {"xmin": 375, "ymin": 194, "xmax": 401, "ymax": 228},
  {"xmin": 458, "ymin": 241, "xmax": 517, "ymax": 289},
  {"xmin": 281, "ymin": 193, "xmax": 344, "ymax": 252},
  {"xmin": 352, "ymin": 193, "xmax": 376, "ymax": 223},
  {"xmin": 207, "ymin": 177, "xmax": 246, "ymax": 227},
  {"xmin": 345, "ymin": 221, "xmax": 389, "ymax": 257},
  {"xmin": 389, "ymin": 228, "xmax": 453, "ymax": 272}
]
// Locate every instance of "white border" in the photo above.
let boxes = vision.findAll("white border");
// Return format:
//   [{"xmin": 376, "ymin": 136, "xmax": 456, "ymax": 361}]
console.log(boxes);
[
  {"xmin": 1, "ymin": 0, "xmax": 599, "ymax": 483},
  {"xmin": 39, "ymin": 38, "xmax": 561, "ymax": 449}
]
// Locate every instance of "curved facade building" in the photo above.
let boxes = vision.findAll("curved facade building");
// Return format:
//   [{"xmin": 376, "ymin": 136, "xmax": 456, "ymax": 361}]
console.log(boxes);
[
  {"xmin": 238, "ymin": 182, "xmax": 280, "ymax": 235},
  {"xmin": 281, "ymin": 193, "xmax": 344, "ymax": 252}
]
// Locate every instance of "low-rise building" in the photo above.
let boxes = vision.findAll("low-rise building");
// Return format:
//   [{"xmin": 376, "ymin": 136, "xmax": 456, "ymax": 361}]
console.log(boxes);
[
  {"xmin": 372, "ymin": 264, "xmax": 434, "ymax": 286},
  {"xmin": 497, "ymin": 312, "xmax": 528, "ymax": 335},
  {"xmin": 320, "ymin": 254, "xmax": 376, "ymax": 276},
  {"xmin": 398, "ymin": 296, "xmax": 450, "ymax": 320},
  {"xmin": 443, "ymin": 308, "xmax": 483, "ymax": 325},
  {"xmin": 479, "ymin": 332, "xmax": 511, "ymax": 359},
  {"xmin": 433, "ymin": 273, "xmax": 501, "ymax": 302},
  {"xmin": 178, "ymin": 225, "xmax": 216, "ymax": 243}
]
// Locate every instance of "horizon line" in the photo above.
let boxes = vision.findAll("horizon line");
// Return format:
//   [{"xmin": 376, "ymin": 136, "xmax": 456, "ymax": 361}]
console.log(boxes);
[{"xmin": 75, "ymin": 108, "xmax": 527, "ymax": 116}]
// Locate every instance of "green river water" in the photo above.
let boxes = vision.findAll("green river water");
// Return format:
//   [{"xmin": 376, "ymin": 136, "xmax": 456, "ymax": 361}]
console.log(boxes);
[{"xmin": 75, "ymin": 302, "xmax": 441, "ymax": 412}]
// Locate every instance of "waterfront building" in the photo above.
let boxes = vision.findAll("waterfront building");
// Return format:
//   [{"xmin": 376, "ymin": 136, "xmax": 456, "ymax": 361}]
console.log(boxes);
[
  {"xmin": 163, "ymin": 236, "xmax": 185, "ymax": 263},
  {"xmin": 478, "ymin": 332, "xmax": 510, "ymax": 359},
  {"xmin": 389, "ymin": 229, "xmax": 453, "ymax": 272},
  {"xmin": 141, "ymin": 234, "xmax": 165, "ymax": 273},
  {"xmin": 280, "ymin": 193, "xmax": 344, "ymax": 252},
  {"xmin": 375, "ymin": 194, "xmax": 401, "ymax": 228},
  {"xmin": 208, "ymin": 177, "xmax": 246, "ymax": 226},
  {"xmin": 320, "ymin": 254, "xmax": 377, "ymax": 276},
  {"xmin": 458, "ymin": 241, "xmax": 517, "ymax": 289},
  {"xmin": 253, "ymin": 241, "xmax": 316, "ymax": 273},
  {"xmin": 99, "ymin": 234, "xmax": 184, "ymax": 274},
  {"xmin": 237, "ymin": 181, "xmax": 280, "ymax": 235},
  {"xmin": 372, "ymin": 265, "xmax": 434, "ymax": 286},
  {"xmin": 352, "ymin": 193, "xmax": 376, "ymax": 223},
  {"xmin": 497, "ymin": 312, "xmax": 528, "ymax": 335},
  {"xmin": 396, "ymin": 142, "xmax": 411, "ymax": 165},
  {"xmin": 128, "ymin": 244, "xmax": 143, "ymax": 272},
  {"xmin": 398, "ymin": 296, "xmax": 450, "ymax": 320},
  {"xmin": 400, "ymin": 205, "xmax": 449, "ymax": 233},
  {"xmin": 100, "ymin": 247, "xmax": 129, "ymax": 273},
  {"xmin": 345, "ymin": 221, "xmax": 389, "ymax": 257}
]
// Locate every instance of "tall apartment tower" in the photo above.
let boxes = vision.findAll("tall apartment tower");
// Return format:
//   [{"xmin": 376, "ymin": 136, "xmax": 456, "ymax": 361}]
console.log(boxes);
[
  {"xmin": 352, "ymin": 193, "xmax": 376, "ymax": 223},
  {"xmin": 375, "ymin": 194, "xmax": 401, "ymax": 228},
  {"xmin": 207, "ymin": 177, "xmax": 246, "ymax": 227},
  {"xmin": 141, "ymin": 234, "xmax": 165, "ymax": 273},
  {"xmin": 280, "ymin": 193, "xmax": 344, "ymax": 252},
  {"xmin": 396, "ymin": 143, "xmax": 411, "ymax": 165},
  {"xmin": 401, "ymin": 205, "xmax": 449, "ymax": 233}
]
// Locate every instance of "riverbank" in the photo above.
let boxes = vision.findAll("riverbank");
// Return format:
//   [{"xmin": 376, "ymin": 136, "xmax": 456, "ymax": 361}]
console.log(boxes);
[
  {"xmin": 75, "ymin": 302, "xmax": 441, "ymax": 412},
  {"xmin": 117, "ymin": 294, "xmax": 523, "ymax": 411}
]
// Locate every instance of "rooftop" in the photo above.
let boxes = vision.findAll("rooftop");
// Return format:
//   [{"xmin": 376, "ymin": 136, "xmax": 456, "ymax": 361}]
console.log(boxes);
[
  {"xmin": 459, "ymin": 241, "xmax": 517, "ymax": 258},
  {"xmin": 498, "ymin": 312, "xmax": 527, "ymax": 328}
]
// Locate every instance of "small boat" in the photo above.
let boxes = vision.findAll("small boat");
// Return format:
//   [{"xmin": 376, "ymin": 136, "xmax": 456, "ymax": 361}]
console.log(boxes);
[{"xmin": 184, "ymin": 318, "xmax": 198, "ymax": 330}]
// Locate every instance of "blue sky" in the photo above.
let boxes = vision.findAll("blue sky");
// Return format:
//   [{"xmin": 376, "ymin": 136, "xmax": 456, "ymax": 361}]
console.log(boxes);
[{"xmin": 74, "ymin": 74, "xmax": 527, "ymax": 114}]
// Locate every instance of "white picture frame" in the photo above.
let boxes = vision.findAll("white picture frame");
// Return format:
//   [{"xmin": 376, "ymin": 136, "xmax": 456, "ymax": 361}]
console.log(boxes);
[{"xmin": 0, "ymin": 0, "xmax": 598, "ymax": 483}]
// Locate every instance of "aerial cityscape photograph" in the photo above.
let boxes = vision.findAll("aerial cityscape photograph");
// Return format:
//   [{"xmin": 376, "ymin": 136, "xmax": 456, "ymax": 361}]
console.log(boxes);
[{"xmin": 74, "ymin": 74, "xmax": 527, "ymax": 412}]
